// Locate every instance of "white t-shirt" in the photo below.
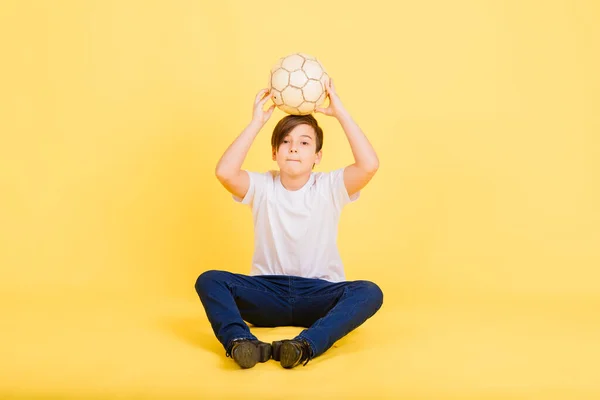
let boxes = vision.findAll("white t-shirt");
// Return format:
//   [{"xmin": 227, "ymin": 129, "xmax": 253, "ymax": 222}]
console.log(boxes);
[{"xmin": 233, "ymin": 167, "xmax": 359, "ymax": 282}]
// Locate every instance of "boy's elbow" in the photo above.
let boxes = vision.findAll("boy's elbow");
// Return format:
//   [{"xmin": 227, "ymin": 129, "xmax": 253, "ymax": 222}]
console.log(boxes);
[
  {"xmin": 363, "ymin": 158, "xmax": 379, "ymax": 174},
  {"xmin": 371, "ymin": 159, "xmax": 380, "ymax": 172},
  {"xmin": 215, "ymin": 166, "xmax": 223, "ymax": 180},
  {"xmin": 215, "ymin": 167, "xmax": 239, "ymax": 183},
  {"xmin": 215, "ymin": 166, "xmax": 230, "ymax": 181}
]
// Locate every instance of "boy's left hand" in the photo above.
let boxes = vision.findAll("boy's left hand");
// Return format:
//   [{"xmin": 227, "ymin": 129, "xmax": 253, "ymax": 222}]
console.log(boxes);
[{"xmin": 315, "ymin": 78, "xmax": 346, "ymax": 119}]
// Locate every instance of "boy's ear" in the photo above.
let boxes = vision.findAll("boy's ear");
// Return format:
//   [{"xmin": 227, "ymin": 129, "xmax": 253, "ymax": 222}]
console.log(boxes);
[{"xmin": 314, "ymin": 150, "xmax": 323, "ymax": 164}]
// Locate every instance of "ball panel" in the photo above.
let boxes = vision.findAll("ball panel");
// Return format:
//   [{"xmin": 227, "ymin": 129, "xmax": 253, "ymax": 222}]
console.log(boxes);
[
  {"xmin": 289, "ymin": 70, "xmax": 308, "ymax": 88},
  {"xmin": 303, "ymin": 60, "xmax": 324, "ymax": 80},
  {"xmin": 281, "ymin": 54, "xmax": 305, "ymax": 71},
  {"xmin": 271, "ymin": 89, "xmax": 284, "ymax": 106},
  {"xmin": 298, "ymin": 101, "xmax": 316, "ymax": 115},
  {"xmin": 271, "ymin": 68, "xmax": 290, "ymax": 92},
  {"xmin": 281, "ymin": 86, "xmax": 304, "ymax": 107},
  {"xmin": 302, "ymin": 79, "xmax": 323, "ymax": 102},
  {"xmin": 317, "ymin": 72, "xmax": 329, "ymax": 106},
  {"xmin": 279, "ymin": 104, "xmax": 301, "ymax": 115},
  {"xmin": 316, "ymin": 90, "xmax": 326, "ymax": 106}
]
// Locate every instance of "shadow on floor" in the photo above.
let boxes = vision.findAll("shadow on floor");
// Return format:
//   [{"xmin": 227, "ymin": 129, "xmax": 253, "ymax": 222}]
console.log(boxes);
[
  {"xmin": 157, "ymin": 315, "xmax": 224, "ymax": 356},
  {"xmin": 156, "ymin": 310, "xmax": 394, "ymax": 370}
]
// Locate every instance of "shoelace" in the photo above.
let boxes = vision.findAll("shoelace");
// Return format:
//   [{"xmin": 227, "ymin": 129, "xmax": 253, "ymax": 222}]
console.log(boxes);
[{"xmin": 295, "ymin": 339, "xmax": 314, "ymax": 367}]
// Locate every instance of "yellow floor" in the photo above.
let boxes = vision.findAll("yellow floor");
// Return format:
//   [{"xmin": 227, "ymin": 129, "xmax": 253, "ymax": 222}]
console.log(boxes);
[
  {"xmin": 3, "ymin": 287, "xmax": 599, "ymax": 399},
  {"xmin": 2, "ymin": 1, "xmax": 599, "ymax": 399}
]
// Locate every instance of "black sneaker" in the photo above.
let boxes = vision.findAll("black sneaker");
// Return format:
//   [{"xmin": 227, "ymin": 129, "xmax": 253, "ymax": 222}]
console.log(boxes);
[
  {"xmin": 227, "ymin": 339, "xmax": 272, "ymax": 369},
  {"xmin": 272, "ymin": 339, "xmax": 313, "ymax": 368}
]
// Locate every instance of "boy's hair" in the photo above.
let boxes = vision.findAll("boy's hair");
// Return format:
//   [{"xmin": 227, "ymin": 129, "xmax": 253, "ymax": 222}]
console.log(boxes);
[{"xmin": 271, "ymin": 114, "xmax": 323, "ymax": 153}]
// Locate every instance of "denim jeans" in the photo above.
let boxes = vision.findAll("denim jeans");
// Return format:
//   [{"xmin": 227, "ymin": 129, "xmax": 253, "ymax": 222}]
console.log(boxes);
[{"xmin": 194, "ymin": 270, "xmax": 384, "ymax": 358}]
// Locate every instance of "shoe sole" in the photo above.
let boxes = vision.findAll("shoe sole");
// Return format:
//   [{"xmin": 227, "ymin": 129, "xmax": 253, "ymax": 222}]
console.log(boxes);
[
  {"xmin": 233, "ymin": 341, "xmax": 272, "ymax": 369},
  {"xmin": 279, "ymin": 341, "xmax": 301, "ymax": 369}
]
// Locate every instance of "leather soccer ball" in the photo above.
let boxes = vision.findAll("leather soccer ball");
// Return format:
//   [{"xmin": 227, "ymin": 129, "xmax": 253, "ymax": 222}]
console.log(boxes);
[{"xmin": 268, "ymin": 53, "xmax": 329, "ymax": 115}]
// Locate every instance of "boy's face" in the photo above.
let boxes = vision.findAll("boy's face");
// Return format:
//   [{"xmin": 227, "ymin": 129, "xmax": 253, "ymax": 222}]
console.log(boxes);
[{"xmin": 272, "ymin": 124, "xmax": 322, "ymax": 175}]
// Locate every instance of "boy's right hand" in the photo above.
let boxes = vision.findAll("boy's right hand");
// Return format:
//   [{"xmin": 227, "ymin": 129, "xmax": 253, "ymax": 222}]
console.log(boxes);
[{"xmin": 252, "ymin": 88, "xmax": 275, "ymax": 126}]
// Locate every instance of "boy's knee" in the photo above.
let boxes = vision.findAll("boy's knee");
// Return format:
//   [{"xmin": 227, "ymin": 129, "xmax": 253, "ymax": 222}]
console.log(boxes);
[
  {"xmin": 354, "ymin": 280, "xmax": 384, "ymax": 311},
  {"xmin": 195, "ymin": 270, "xmax": 227, "ymax": 294}
]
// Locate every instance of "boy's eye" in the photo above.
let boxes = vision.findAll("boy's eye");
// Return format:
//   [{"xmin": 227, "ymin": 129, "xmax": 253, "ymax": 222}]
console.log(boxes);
[{"xmin": 302, "ymin": 142, "xmax": 309, "ymax": 145}]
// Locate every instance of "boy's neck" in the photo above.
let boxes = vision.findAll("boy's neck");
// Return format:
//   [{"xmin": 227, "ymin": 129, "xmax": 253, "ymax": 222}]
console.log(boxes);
[{"xmin": 279, "ymin": 171, "xmax": 311, "ymax": 191}]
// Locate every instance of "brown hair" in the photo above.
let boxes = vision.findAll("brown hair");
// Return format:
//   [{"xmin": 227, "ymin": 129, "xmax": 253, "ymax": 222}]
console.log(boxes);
[{"xmin": 271, "ymin": 114, "xmax": 323, "ymax": 153}]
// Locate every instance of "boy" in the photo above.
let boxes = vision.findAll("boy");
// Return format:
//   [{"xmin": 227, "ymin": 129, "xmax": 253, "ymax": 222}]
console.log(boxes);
[{"xmin": 195, "ymin": 78, "xmax": 383, "ymax": 369}]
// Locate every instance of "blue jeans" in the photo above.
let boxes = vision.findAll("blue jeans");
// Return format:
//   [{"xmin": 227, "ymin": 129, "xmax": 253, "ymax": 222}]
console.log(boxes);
[{"xmin": 194, "ymin": 270, "xmax": 384, "ymax": 358}]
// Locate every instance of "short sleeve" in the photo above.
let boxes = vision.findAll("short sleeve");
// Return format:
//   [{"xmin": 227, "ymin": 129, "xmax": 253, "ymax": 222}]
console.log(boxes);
[
  {"xmin": 328, "ymin": 167, "xmax": 360, "ymax": 211},
  {"xmin": 232, "ymin": 170, "xmax": 270, "ymax": 207}
]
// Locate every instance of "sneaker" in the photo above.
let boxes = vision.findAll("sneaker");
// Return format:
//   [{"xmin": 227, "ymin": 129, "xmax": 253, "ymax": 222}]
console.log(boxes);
[
  {"xmin": 272, "ymin": 339, "xmax": 313, "ymax": 369},
  {"xmin": 227, "ymin": 339, "xmax": 272, "ymax": 369}
]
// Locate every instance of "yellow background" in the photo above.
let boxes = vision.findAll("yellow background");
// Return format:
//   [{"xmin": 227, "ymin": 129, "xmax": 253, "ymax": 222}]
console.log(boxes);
[{"xmin": 1, "ymin": 0, "xmax": 599, "ymax": 398}]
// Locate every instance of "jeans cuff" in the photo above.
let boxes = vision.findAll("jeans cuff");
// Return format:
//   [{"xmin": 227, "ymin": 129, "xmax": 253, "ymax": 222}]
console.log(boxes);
[
  {"xmin": 226, "ymin": 335, "xmax": 257, "ymax": 354},
  {"xmin": 296, "ymin": 334, "xmax": 317, "ymax": 358}
]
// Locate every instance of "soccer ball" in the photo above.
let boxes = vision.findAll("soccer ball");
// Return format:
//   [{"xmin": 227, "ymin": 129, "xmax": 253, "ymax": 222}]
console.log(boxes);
[{"xmin": 268, "ymin": 53, "xmax": 329, "ymax": 115}]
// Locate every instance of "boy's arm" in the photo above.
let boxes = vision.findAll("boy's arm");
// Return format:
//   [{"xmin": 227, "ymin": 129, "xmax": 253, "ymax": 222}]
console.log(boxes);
[
  {"xmin": 337, "ymin": 109, "xmax": 379, "ymax": 197},
  {"xmin": 316, "ymin": 79, "xmax": 379, "ymax": 197},
  {"xmin": 215, "ymin": 89, "xmax": 274, "ymax": 199}
]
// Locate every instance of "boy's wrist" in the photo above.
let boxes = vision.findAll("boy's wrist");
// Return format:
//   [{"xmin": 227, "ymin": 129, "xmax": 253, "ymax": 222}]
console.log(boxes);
[
  {"xmin": 249, "ymin": 118, "xmax": 265, "ymax": 130},
  {"xmin": 334, "ymin": 107, "xmax": 351, "ymax": 121}
]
